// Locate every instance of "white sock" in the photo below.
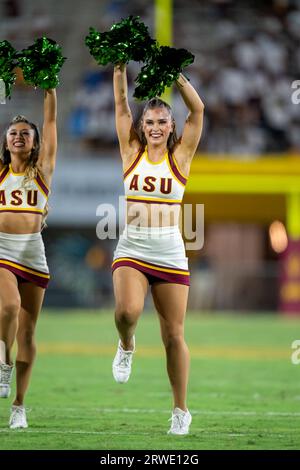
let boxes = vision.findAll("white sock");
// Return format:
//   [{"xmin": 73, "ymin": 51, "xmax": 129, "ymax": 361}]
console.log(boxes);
[{"xmin": 0, "ymin": 340, "xmax": 6, "ymax": 364}]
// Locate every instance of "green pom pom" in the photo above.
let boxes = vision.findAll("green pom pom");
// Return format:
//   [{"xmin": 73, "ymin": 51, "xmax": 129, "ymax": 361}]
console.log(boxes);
[
  {"xmin": 133, "ymin": 46, "xmax": 194, "ymax": 101},
  {"xmin": 18, "ymin": 37, "xmax": 66, "ymax": 89},
  {"xmin": 0, "ymin": 40, "xmax": 18, "ymax": 99},
  {"xmin": 85, "ymin": 16, "xmax": 156, "ymax": 65}
]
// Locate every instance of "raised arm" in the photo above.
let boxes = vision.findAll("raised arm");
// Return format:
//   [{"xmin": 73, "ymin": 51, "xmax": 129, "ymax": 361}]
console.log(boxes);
[
  {"xmin": 174, "ymin": 74, "xmax": 204, "ymax": 163},
  {"xmin": 113, "ymin": 64, "xmax": 140, "ymax": 162},
  {"xmin": 37, "ymin": 89, "xmax": 57, "ymax": 184}
]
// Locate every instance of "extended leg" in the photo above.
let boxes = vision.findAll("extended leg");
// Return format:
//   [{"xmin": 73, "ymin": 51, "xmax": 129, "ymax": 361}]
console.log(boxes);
[{"xmin": 112, "ymin": 267, "xmax": 148, "ymax": 383}]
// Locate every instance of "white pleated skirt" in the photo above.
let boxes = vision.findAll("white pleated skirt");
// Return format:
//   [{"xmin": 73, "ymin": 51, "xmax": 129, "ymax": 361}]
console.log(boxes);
[
  {"xmin": 0, "ymin": 231, "xmax": 50, "ymax": 288},
  {"xmin": 112, "ymin": 225, "xmax": 190, "ymax": 286}
]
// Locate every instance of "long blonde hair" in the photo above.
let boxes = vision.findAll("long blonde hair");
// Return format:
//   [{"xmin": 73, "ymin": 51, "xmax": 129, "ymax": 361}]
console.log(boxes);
[{"xmin": 0, "ymin": 115, "xmax": 49, "ymax": 229}]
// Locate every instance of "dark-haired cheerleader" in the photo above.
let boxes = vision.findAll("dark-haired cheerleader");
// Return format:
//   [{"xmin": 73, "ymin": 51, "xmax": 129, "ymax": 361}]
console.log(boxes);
[{"xmin": 0, "ymin": 88, "xmax": 57, "ymax": 429}]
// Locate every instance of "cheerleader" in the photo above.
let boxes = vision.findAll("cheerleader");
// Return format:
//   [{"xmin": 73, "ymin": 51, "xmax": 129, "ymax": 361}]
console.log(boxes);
[
  {"xmin": 0, "ymin": 88, "xmax": 57, "ymax": 429},
  {"xmin": 111, "ymin": 63, "xmax": 204, "ymax": 435}
]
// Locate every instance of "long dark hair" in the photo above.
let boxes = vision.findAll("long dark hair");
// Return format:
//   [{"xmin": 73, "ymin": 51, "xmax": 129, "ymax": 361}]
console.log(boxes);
[
  {"xmin": 137, "ymin": 98, "xmax": 178, "ymax": 152},
  {"xmin": 0, "ymin": 115, "xmax": 49, "ymax": 229},
  {"xmin": 1, "ymin": 115, "xmax": 40, "ymax": 168}
]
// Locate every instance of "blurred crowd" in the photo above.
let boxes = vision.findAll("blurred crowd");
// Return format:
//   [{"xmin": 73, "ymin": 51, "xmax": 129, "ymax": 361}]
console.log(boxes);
[
  {"xmin": 1, "ymin": 0, "xmax": 294, "ymax": 310},
  {"xmin": 2, "ymin": 0, "xmax": 299, "ymax": 156},
  {"xmin": 69, "ymin": 0, "xmax": 300, "ymax": 156}
]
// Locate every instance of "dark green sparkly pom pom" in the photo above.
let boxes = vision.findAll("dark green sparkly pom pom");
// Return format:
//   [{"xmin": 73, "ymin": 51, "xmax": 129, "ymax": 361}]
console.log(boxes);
[
  {"xmin": 85, "ymin": 16, "xmax": 156, "ymax": 65},
  {"xmin": 18, "ymin": 37, "xmax": 66, "ymax": 89},
  {"xmin": 133, "ymin": 46, "xmax": 194, "ymax": 101}
]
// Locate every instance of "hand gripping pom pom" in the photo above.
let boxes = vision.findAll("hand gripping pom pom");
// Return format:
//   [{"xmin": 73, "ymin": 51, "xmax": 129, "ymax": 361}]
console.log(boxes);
[
  {"xmin": 18, "ymin": 37, "xmax": 66, "ymax": 89},
  {"xmin": 85, "ymin": 16, "xmax": 157, "ymax": 65},
  {"xmin": 133, "ymin": 46, "xmax": 194, "ymax": 101},
  {"xmin": 0, "ymin": 40, "xmax": 18, "ymax": 99}
]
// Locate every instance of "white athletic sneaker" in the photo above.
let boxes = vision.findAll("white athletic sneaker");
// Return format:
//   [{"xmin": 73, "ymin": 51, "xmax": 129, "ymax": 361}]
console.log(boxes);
[
  {"xmin": 168, "ymin": 407, "xmax": 192, "ymax": 435},
  {"xmin": 0, "ymin": 362, "xmax": 13, "ymax": 398},
  {"xmin": 112, "ymin": 336, "xmax": 135, "ymax": 384},
  {"xmin": 9, "ymin": 405, "xmax": 28, "ymax": 429}
]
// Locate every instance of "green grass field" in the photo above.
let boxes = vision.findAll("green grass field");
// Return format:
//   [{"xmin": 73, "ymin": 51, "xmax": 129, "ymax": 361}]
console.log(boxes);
[{"xmin": 0, "ymin": 310, "xmax": 299, "ymax": 450}]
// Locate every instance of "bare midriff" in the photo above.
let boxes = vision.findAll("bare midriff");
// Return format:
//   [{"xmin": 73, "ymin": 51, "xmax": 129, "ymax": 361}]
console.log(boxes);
[
  {"xmin": 126, "ymin": 201, "xmax": 181, "ymax": 227},
  {"xmin": 0, "ymin": 212, "xmax": 42, "ymax": 234}
]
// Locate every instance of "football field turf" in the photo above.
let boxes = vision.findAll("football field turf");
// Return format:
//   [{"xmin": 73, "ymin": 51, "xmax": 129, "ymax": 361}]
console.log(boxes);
[{"xmin": 0, "ymin": 310, "xmax": 299, "ymax": 450}]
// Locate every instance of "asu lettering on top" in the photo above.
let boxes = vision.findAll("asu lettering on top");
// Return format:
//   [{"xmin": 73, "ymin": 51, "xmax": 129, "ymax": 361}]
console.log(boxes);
[
  {"xmin": 0, "ymin": 163, "xmax": 50, "ymax": 288},
  {"xmin": 124, "ymin": 146, "xmax": 187, "ymax": 205},
  {"xmin": 112, "ymin": 145, "xmax": 190, "ymax": 286},
  {"xmin": 0, "ymin": 164, "xmax": 49, "ymax": 215}
]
